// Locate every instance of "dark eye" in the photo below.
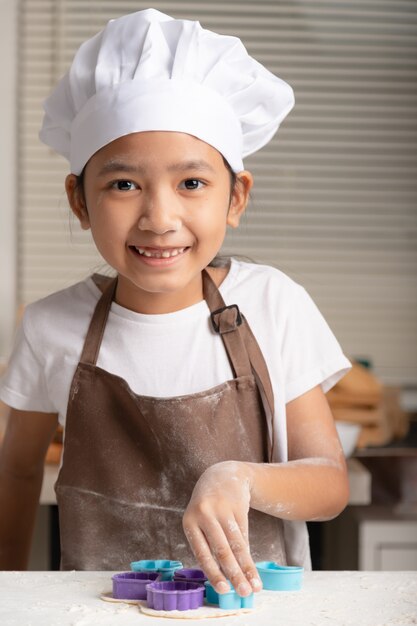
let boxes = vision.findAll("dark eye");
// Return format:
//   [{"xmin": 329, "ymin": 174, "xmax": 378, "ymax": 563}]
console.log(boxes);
[
  {"xmin": 112, "ymin": 180, "xmax": 138, "ymax": 191},
  {"xmin": 180, "ymin": 179, "xmax": 204, "ymax": 190}
]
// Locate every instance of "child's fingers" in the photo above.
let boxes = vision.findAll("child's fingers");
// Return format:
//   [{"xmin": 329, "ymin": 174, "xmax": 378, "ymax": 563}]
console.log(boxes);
[
  {"xmin": 222, "ymin": 515, "xmax": 262, "ymax": 593},
  {"xmin": 199, "ymin": 517, "xmax": 255, "ymax": 597},
  {"xmin": 204, "ymin": 522, "xmax": 252, "ymax": 596},
  {"xmin": 234, "ymin": 509, "xmax": 249, "ymax": 545},
  {"xmin": 225, "ymin": 515, "xmax": 262, "ymax": 591},
  {"xmin": 183, "ymin": 524, "xmax": 230, "ymax": 594}
]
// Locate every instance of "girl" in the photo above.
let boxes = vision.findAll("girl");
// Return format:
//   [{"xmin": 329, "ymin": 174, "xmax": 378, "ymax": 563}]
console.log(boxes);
[{"xmin": 0, "ymin": 9, "xmax": 351, "ymax": 597}]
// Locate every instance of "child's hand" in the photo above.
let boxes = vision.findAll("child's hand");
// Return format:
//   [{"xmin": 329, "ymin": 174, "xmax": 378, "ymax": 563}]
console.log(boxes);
[{"xmin": 182, "ymin": 460, "xmax": 262, "ymax": 597}]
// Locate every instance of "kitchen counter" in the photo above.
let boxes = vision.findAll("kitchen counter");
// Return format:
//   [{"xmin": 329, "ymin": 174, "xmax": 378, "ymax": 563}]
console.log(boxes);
[{"xmin": 0, "ymin": 570, "xmax": 416, "ymax": 625}]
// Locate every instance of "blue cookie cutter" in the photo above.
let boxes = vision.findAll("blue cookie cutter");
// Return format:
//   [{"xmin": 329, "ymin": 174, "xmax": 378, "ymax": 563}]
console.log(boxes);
[
  {"xmin": 130, "ymin": 559, "xmax": 183, "ymax": 581},
  {"xmin": 204, "ymin": 581, "xmax": 254, "ymax": 610},
  {"xmin": 255, "ymin": 561, "xmax": 303, "ymax": 591}
]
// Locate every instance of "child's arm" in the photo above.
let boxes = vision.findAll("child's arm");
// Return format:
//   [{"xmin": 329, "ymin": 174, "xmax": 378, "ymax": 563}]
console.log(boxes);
[
  {"xmin": 0, "ymin": 407, "xmax": 59, "ymax": 569},
  {"xmin": 183, "ymin": 384, "xmax": 349, "ymax": 596}
]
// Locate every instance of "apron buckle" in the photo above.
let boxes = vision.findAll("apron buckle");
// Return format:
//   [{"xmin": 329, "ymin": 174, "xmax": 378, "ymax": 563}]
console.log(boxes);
[{"xmin": 210, "ymin": 304, "xmax": 243, "ymax": 334}]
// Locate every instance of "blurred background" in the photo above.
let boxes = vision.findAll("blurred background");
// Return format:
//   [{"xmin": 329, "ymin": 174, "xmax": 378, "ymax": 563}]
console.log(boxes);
[{"xmin": 0, "ymin": 0, "xmax": 416, "ymax": 571}]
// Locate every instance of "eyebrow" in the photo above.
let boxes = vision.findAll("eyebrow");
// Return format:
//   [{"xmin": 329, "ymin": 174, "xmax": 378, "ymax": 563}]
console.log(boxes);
[
  {"xmin": 97, "ymin": 160, "xmax": 139, "ymax": 176},
  {"xmin": 97, "ymin": 158, "xmax": 216, "ymax": 177},
  {"xmin": 168, "ymin": 160, "xmax": 216, "ymax": 174}
]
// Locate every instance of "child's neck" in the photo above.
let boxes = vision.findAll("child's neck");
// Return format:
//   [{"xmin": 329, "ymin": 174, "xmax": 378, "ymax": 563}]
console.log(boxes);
[
  {"xmin": 113, "ymin": 272, "xmax": 202, "ymax": 315},
  {"xmin": 111, "ymin": 266, "xmax": 228, "ymax": 315}
]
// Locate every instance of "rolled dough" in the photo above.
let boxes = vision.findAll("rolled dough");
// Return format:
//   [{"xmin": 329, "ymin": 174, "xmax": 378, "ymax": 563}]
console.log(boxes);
[
  {"xmin": 100, "ymin": 593, "xmax": 254, "ymax": 618},
  {"xmin": 138, "ymin": 600, "xmax": 254, "ymax": 619},
  {"xmin": 100, "ymin": 592, "xmax": 139, "ymax": 605}
]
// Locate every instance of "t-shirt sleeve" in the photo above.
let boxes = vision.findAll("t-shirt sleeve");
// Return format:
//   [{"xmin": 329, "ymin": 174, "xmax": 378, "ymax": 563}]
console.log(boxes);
[
  {"xmin": 0, "ymin": 313, "xmax": 56, "ymax": 413},
  {"xmin": 281, "ymin": 284, "xmax": 351, "ymax": 404}
]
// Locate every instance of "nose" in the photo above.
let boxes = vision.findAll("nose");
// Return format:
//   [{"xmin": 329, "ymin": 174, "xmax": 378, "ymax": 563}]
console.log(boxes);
[{"xmin": 137, "ymin": 189, "xmax": 181, "ymax": 234}]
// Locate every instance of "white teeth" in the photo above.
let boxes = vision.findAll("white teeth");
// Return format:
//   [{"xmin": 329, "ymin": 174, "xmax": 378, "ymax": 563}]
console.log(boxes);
[{"xmin": 134, "ymin": 246, "xmax": 185, "ymax": 258}]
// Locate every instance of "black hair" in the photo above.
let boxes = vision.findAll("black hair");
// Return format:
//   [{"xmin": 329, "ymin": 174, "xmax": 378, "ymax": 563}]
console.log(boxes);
[{"xmin": 222, "ymin": 156, "xmax": 238, "ymax": 199}]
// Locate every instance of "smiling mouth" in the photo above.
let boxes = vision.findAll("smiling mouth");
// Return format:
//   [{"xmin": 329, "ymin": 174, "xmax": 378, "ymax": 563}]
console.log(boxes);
[{"xmin": 129, "ymin": 246, "xmax": 189, "ymax": 259}]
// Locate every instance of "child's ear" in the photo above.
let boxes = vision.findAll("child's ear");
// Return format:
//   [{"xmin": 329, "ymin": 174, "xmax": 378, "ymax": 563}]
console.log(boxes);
[
  {"xmin": 226, "ymin": 170, "xmax": 253, "ymax": 228},
  {"xmin": 65, "ymin": 174, "xmax": 90, "ymax": 230}
]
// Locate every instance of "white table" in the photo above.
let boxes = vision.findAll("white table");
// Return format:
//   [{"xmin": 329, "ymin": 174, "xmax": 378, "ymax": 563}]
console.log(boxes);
[{"xmin": 0, "ymin": 570, "xmax": 416, "ymax": 626}]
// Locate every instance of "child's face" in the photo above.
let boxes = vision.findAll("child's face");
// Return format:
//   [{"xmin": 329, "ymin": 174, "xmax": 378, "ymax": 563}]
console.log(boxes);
[{"xmin": 66, "ymin": 131, "xmax": 252, "ymax": 313}]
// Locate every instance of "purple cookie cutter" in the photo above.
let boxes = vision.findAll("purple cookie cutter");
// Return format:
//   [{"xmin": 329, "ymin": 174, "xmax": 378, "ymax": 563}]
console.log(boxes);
[
  {"xmin": 146, "ymin": 581, "xmax": 205, "ymax": 611},
  {"xmin": 174, "ymin": 568, "xmax": 208, "ymax": 585},
  {"xmin": 112, "ymin": 571, "xmax": 159, "ymax": 600},
  {"xmin": 174, "ymin": 569, "xmax": 208, "ymax": 597}
]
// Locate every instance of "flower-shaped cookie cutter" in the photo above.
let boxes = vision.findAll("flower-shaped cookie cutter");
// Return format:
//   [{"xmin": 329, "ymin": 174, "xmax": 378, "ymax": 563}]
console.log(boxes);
[
  {"xmin": 146, "ymin": 580, "xmax": 205, "ymax": 611},
  {"xmin": 255, "ymin": 561, "xmax": 303, "ymax": 591},
  {"xmin": 204, "ymin": 581, "xmax": 254, "ymax": 610},
  {"xmin": 112, "ymin": 571, "xmax": 160, "ymax": 600},
  {"xmin": 130, "ymin": 559, "xmax": 183, "ymax": 581}
]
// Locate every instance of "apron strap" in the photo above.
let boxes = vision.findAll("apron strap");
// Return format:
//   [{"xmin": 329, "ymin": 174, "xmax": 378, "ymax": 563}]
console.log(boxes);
[
  {"xmin": 202, "ymin": 269, "xmax": 276, "ymax": 460},
  {"xmin": 79, "ymin": 275, "xmax": 118, "ymax": 366},
  {"xmin": 202, "ymin": 271, "xmax": 252, "ymax": 380}
]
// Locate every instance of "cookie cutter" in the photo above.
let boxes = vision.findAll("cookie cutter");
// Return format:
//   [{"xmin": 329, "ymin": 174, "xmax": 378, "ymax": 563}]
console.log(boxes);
[
  {"xmin": 204, "ymin": 581, "xmax": 254, "ymax": 610},
  {"xmin": 173, "ymin": 568, "xmax": 208, "ymax": 585},
  {"xmin": 112, "ymin": 571, "xmax": 160, "ymax": 600},
  {"xmin": 255, "ymin": 561, "xmax": 303, "ymax": 591},
  {"xmin": 130, "ymin": 559, "xmax": 183, "ymax": 581},
  {"xmin": 146, "ymin": 581, "xmax": 205, "ymax": 611}
]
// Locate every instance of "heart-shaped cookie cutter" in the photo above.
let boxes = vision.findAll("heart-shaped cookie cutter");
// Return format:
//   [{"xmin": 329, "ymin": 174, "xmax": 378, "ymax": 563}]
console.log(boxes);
[
  {"xmin": 112, "ymin": 571, "xmax": 160, "ymax": 600},
  {"xmin": 255, "ymin": 561, "xmax": 303, "ymax": 591}
]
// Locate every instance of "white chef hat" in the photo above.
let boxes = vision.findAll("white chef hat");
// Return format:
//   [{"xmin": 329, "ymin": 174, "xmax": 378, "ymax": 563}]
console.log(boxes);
[{"xmin": 39, "ymin": 8, "xmax": 294, "ymax": 174}]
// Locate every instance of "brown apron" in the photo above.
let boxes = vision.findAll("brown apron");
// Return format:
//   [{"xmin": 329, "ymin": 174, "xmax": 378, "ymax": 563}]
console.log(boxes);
[{"xmin": 55, "ymin": 269, "xmax": 286, "ymax": 570}]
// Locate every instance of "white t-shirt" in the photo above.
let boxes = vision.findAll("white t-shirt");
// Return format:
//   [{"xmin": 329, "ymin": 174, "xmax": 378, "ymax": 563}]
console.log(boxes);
[{"xmin": 0, "ymin": 259, "xmax": 351, "ymax": 567}]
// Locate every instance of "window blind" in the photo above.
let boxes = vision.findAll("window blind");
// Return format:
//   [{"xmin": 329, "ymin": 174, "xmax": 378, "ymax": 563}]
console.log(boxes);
[{"xmin": 18, "ymin": 0, "xmax": 417, "ymax": 385}]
